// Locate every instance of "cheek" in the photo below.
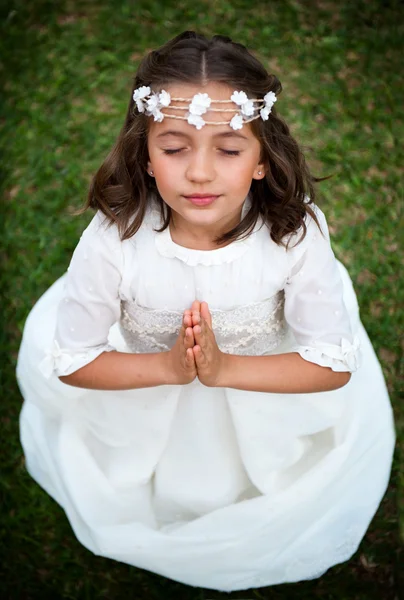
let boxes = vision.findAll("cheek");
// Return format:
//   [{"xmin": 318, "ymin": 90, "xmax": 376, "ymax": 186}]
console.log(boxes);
[
  {"xmin": 152, "ymin": 156, "xmax": 180, "ymax": 186},
  {"xmin": 153, "ymin": 161, "xmax": 182, "ymax": 198},
  {"xmin": 225, "ymin": 161, "xmax": 256, "ymax": 185},
  {"xmin": 154, "ymin": 173, "xmax": 172, "ymax": 196},
  {"xmin": 149, "ymin": 151, "xmax": 177, "ymax": 179}
]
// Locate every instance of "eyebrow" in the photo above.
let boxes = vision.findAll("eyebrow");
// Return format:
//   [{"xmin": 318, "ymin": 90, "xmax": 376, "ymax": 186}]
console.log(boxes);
[{"xmin": 156, "ymin": 130, "xmax": 249, "ymax": 141}]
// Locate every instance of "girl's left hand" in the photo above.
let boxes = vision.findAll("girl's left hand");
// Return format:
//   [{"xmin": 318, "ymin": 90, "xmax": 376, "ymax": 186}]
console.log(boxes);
[{"xmin": 190, "ymin": 300, "xmax": 225, "ymax": 387}]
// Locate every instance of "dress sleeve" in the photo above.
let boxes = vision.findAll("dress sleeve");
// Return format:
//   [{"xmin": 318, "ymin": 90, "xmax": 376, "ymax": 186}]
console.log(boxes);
[
  {"xmin": 38, "ymin": 212, "xmax": 123, "ymax": 379},
  {"xmin": 284, "ymin": 206, "xmax": 361, "ymax": 373}
]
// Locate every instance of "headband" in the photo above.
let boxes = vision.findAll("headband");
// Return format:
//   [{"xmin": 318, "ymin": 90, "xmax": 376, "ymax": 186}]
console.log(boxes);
[{"xmin": 132, "ymin": 86, "xmax": 277, "ymax": 130}]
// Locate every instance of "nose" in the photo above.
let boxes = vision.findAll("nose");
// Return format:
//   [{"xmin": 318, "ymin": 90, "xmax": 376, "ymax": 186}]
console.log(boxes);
[{"xmin": 185, "ymin": 148, "xmax": 215, "ymax": 183}]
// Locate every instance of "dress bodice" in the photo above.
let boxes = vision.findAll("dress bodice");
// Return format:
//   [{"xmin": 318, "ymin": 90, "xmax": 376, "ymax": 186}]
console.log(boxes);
[{"xmin": 117, "ymin": 198, "xmax": 288, "ymax": 356}]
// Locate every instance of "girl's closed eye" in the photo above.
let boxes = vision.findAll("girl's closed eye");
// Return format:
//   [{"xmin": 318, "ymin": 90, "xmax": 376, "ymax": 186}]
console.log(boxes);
[
  {"xmin": 162, "ymin": 148, "xmax": 241, "ymax": 156},
  {"xmin": 162, "ymin": 148, "xmax": 185, "ymax": 155},
  {"xmin": 221, "ymin": 149, "xmax": 240, "ymax": 156}
]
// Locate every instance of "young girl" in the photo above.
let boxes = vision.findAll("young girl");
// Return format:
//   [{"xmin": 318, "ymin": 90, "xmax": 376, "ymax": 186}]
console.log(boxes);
[{"xmin": 16, "ymin": 31, "xmax": 395, "ymax": 592}]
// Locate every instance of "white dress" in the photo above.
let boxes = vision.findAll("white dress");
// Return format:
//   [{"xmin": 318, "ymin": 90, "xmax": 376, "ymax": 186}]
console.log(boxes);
[{"xmin": 16, "ymin": 197, "xmax": 395, "ymax": 592}]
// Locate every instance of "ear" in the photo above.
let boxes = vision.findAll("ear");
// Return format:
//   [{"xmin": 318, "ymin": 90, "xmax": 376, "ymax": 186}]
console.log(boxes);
[
  {"xmin": 252, "ymin": 163, "xmax": 266, "ymax": 180},
  {"xmin": 147, "ymin": 160, "xmax": 154, "ymax": 176}
]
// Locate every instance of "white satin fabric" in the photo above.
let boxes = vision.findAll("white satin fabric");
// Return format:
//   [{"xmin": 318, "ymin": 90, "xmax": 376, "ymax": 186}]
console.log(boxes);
[{"xmin": 16, "ymin": 198, "xmax": 395, "ymax": 591}]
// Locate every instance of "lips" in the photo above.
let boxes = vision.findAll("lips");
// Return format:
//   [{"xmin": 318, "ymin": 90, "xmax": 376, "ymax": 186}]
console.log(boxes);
[{"xmin": 184, "ymin": 194, "xmax": 220, "ymax": 207}]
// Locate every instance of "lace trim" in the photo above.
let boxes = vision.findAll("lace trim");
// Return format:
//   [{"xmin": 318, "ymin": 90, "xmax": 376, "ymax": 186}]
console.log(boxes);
[
  {"xmin": 120, "ymin": 306, "xmax": 178, "ymax": 352},
  {"xmin": 119, "ymin": 293, "xmax": 287, "ymax": 356}
]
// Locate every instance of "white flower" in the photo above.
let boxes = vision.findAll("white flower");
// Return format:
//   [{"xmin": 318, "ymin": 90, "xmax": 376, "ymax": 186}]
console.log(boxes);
[
  {"xmin": 231, "ymin": 91, "xmax": 248, "ymax": 106},
  {"xmin": 260, "ymin": 92, "xmax": 277, "ymax": 121},
  {"xmin": 187, "ymin": 113, "xmax": 206, "ymax": 129},
  {"xmin": 189, "ymin": 93, "xmax": 211, "ymax": 116},
  {"xmin": 241, "ymin": 99, "xmax": 254, "ymax": 117},
  {"xmin": 260, "ymin": 106, "xmax": 271, "ymax": 121},
  {"xmin": 152, "ymin": 109, "xmax": 164, "ymax": 122},
  {"xmin": 230, "ymin": 114, "xmax": 244, "ymax": 130},
  {"xmin": 158, "ymin": 90, "xmax": 171, "ymax": 107},
  {"xmin": 231, "ymin": 92, "xmax": 254, "ymax": 118},
  {"xmin": 133, "ymin": 86, "xmax": 151, "ymax": 101},
  {"xmin": 264, "ymin": 91, "xmax": 277, "ymax": 109},
  {"xmin": 146, "ymin": 94, "xmax": 159, "ymax": 112},
  {"xmin": 133, "ymin": 86, "xmax": 151, "ymax": 114},
  {"xmin": 136, "ymin": 99, "xmax": 145, "ymax": 113}
]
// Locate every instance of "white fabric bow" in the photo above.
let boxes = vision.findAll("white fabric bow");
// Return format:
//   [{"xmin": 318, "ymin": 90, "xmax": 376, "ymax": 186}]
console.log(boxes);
[
  {"xmin": 340, "ymin": 335, "xmax": 361, "ymax": 371},
  {"xmin": 38, "ymin": 340, "xmax": 74, "ymax": 379},
  {"xmin": 318, "ymin": 336, "xmax": 361, "ymax": 371},
  {"xmin": 295, "ymin": 335, "xmax": 362, "ymax": 372}
]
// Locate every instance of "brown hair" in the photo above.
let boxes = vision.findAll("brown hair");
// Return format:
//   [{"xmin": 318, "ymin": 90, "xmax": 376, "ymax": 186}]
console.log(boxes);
[{"xmin": 75, "ymin": 31, "xmax": 326, "ymax": 247}]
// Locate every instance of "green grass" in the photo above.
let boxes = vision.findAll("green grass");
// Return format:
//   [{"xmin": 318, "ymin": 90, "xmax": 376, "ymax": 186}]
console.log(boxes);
[{"xmin": 1, "ymin": 0, "xmax": 403, "ymax": 598}]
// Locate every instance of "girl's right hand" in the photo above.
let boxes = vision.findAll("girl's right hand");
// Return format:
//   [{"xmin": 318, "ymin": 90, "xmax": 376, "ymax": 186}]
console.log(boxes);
[{"xmin": 165, "ymin": 309, "xmax": 197, "ymax": 385}]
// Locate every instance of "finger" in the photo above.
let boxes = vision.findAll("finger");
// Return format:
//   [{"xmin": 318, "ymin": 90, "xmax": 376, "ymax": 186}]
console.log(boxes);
[
  {"xmin": 201, "ymin": 302, "xmax": 211, "ymax": 328},
  {"xmin": 192, "ymin": 344, "xmax": 205, "ymax": 367},
  {"xmin": 191, "ymin": 299, "xmax": 201, "ymax": 325},
  {"xmin": 191, "ymin": 310, "xmax": 200, "ymax": 327},
  {"xmin": 193, "ymin": 324, "xmax": 203, "ymax": 348},
  {"xmin": 194, "ymin": 316, "xmax": 214, "ymax": 352},
  {"xmin": 183, "ymin": 312, "xmax": 192, "ymax": 328},
  {"xmin": 199, "ymin": 315, "xmax": 208, "ymax": 333},
  {"xmin": 180, "ymin": 318, "xmax": 188, "ymax": 339},
  {"xmin": 184, "ymin": 326, "xmax": 195, "ymax": 349},
  {"xmin": 186, "ymin": 347, "xmax": 195, "ymax": 363},
  {"xmin": 200, "ymin": 302, "xmax": 212, "ymax": 330},
  {"xmin": 191, "ymin": 299, "xmax": 201, "ymax": 312}
]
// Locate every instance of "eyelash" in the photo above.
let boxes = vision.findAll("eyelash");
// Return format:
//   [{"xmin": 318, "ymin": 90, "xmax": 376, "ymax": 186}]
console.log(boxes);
[{"xmin": 163, "ymin": 149, "xmax": 240, "ymax": 156}]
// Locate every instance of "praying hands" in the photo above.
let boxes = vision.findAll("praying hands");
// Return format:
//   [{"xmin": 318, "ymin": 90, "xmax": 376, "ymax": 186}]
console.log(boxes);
[{"xmin": 167, "ymin": 300, "xmax": 225, "ymax": 387}]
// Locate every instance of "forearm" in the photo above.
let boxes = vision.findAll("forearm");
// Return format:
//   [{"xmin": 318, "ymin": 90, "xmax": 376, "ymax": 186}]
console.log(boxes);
[
  {"xmin": 59, "ymin": 350, "xmax": 172, "ymax": 390},
  {"xmin": 218, "ymin": 352, "xmax": 351, "ymax": 393}
]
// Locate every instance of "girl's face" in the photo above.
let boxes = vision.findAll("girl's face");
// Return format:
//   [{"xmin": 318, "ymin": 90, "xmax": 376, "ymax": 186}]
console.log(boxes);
[{"xmin": 147, "ymin": 81, "xmax": 266, "ymax": 244}]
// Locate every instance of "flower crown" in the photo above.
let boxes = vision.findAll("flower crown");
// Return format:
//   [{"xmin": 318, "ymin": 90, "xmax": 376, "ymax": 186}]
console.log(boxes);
[{"xmin": 132, "ymin": 86, "xmax": 277, "ymax": 130}]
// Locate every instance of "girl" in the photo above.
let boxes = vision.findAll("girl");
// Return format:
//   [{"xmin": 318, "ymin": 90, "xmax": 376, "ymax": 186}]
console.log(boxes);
[{"xmin": 16, "ymin": 32, "xmax": 395, "ymax": 592}]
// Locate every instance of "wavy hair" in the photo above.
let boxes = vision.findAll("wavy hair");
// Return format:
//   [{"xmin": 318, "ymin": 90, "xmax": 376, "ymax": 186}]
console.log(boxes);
[{"xmin": 75, "ymin": 31, "xmax": 326, "ymax": 247}]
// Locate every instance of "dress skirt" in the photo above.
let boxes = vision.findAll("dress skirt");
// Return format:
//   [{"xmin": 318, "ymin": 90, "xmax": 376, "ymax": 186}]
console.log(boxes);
[{"xmin": 16, "ymin": 260, "xmax": 395, "ymax": 591}]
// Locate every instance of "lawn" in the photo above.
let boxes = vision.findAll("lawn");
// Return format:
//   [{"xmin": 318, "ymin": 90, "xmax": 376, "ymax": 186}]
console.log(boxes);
[{"xmin": 1, "ymin": 0, "xmax": 403, "ymax": 598}]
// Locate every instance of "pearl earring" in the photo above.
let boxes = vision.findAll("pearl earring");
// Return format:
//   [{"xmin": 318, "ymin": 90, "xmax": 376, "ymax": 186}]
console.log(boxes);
[
  {"xmin": 258, "ymin": 171, "xmax": 263, "ymax": 176},
  {"xmin": 149, "ymin": 170, "xmax": 154, "ymax": 176}
]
